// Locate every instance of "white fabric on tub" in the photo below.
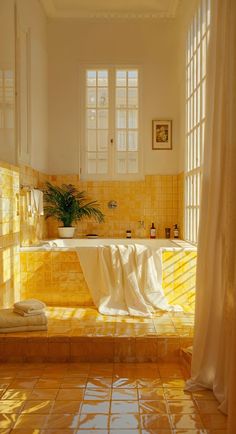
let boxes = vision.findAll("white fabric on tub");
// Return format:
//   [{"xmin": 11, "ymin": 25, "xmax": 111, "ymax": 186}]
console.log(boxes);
[{"xmin": 77, "ymin": 244, "xmax": 182, "ymax": 317}]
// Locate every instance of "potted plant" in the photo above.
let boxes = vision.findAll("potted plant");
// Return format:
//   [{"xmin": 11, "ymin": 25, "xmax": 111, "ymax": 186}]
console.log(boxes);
[{"xmin": 44, "ymin": 182, "xmax": 105, "ymax": 238}]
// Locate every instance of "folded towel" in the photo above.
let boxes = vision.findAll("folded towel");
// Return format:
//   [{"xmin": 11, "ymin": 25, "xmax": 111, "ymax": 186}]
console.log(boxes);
[
  {"xmin": 0, "ymin": 309, "xmax": 47, "ymax": 331},
  {"xmin": 14, "ymin": 299, "xmax": 46, "ymax": 313},
  {"xmin": 31, "ymin": 189, "xmax": 44, "ymax": 216},
  {"xmin": 13, "ymin": 308, "xmax": 45, "ymax": 317},
  {"xmin": 0, "ymin": 325, "xmax": 48, "ymax": 333}
]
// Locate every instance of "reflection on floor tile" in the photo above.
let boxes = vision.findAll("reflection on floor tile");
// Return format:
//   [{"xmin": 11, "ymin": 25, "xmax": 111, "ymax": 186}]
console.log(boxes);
[{"xmin": 0, "ymin": 361, "xmax": 228, "ymax": 432}]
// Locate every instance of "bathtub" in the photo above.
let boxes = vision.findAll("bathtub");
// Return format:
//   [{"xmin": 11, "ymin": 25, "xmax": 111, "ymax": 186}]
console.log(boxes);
[
  {"xmin": 19, "ymin": 238, "xmax": 197, "ymax": 311},
  {"xmin": 20, "ymin": 238, "xmax": 195, "ymax": 251}
]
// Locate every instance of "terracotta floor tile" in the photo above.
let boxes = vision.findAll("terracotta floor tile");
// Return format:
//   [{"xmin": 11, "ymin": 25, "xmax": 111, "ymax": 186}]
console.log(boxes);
[
  {"xmin": 86, "ymin": 377, "xmax": 112, "ymax": 388},
  {"xmin": 22, "ymin": 400, "xmax": 53, "ymax": 414},
  {"xmin": 81, "ymin": 400, "xmax": 110, "ymax": 414},
  {"xmin": 2, "ymin": 389, "xmax": 31, "ymax": 400},
  {"xmin": 84, "ymin": 388, "xmax": 111, "ymax": 400},
  {"xmin": 13, "ymin": 413, "xmax": 48, "ymax": 429},
  {"xmin": 164, "ymin": 387, "xmax": 193, "ymax": 400},
  {"xmin": 41, "ymin": 430, "xmax": 76, "ymax": 434},
  {"xmin": 0, "ymin": 400, "xmax": 25, "ymax": 414},
  {"xmin": 51, "ymin": 400, "xmax": 82, "ymax": 414},
  {"xmin": 77, "ymin": 414, "xmax": 109, "ymax": 429},
  {"xmin": 168, "ymin": 400, "xmax": 199, "ymax": 414},
  {"xmin": 138, "ymin": 387, "xmax": 165, "ymax": 400},
  {"xmin": 139, "ymin": 400, "xmax": 168, "ymax": 414},
  {"xmin": 9, "ymin": 378, "xmax": 38, "ymax": 389},
  {"xmin": 110, "ymin": 430, "xmax": 140, "ymax": 434},
  {"xmin": 200, "ymin": 413, "xmax": 228, "ymax": 429},
  {"xmin": 60, "ymin": 377, "xmax": 87, "ymax": 388},
  {"xmin": 109, "ymin": 414, "xmax": 140, "ymax": 429},
  {"xmin": 111, "ymin": 400, "xmax": 139, "ymax": 413},
  {"xmin": 29, "ymin": 389, "xmax": 58, "ymax": 400},
  {"xmin": 44, "ymin": 413, "xmax": 80, "ymax": 429},
  {"xmin": 112, "ymin": 377, "xmax": 138, "ymax": 388},
  {"xmin": 35, "ymin": 378, "xmax": 61, "ymax": 389},
  {"xmin": 112, "ymin": 388, "xmax": 138, "ymax": 400},
  {"xmin": 140, "ymin": 414, "xmax": 171, "ymax": 429},
  {"xmin": 141, "ymin": 430, "xmax": 172, "ymax": 434},
  {"xmin": 56, "ymin": 388, "xmax": 84, "ymax": 400},
  {"xmin": 76, "ymin": 430, "xmax": 108, "ymax": 434},
  {"xmin": 88, "ymin": 365, "xmax": 114, "ymax": 377},
  {"xmin": 0, "ymin": 414, "xmax": 18, "ymax": 429},
  {"xmin": 171, "ymin": 413, "xmax": 204, "ymax": 429},
  {"xmin": 195, "ymin": 399, "xmax": 222, "ymax": 414},
  {"xmin": 137, "ymin": 377, "xmax": 162, "ymax": 388}
]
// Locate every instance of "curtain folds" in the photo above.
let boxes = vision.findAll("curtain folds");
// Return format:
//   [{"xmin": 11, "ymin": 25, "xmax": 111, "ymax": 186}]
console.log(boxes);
[{"xmin": 185, "ymin": 0, "xmax": 236, "ymax": 426}]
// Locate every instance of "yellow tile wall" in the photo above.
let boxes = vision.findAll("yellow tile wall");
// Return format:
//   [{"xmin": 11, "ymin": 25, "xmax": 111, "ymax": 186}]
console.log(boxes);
[
  {"xmin": 0, "ymin": 161, "xmax": 21, "ymax": 307},
  {"xmin": 20, "ymin": 249, "xmax": 196, "ymax": 312},
  {"xmin": 47, "ymin": 174, "xmax": 184, "ymax": 239}
]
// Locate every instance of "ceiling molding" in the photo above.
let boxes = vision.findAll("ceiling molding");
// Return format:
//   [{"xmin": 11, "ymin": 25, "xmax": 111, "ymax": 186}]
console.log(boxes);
[{"xmin": 39, "ymin": 0, "xmax": 180, "ymax": 19}]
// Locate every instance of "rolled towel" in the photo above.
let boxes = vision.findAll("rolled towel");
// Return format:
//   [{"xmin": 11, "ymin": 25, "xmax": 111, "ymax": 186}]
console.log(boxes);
[
  {"xmin": 13, "ymin": 308, "xmax": 45, "ymax": 317},
  {"xmin": 0, "ymin": 309, "xmax": 47, "ymax": 333},
  {"xmin": 14, "ymin": 299, "xmax": 46, "ymax": 313}
]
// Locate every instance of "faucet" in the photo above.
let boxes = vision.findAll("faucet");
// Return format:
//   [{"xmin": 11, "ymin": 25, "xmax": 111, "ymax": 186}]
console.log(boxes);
[{"xmin": 138, "ymin": 220, "xmax": 145, "ymax": 228}]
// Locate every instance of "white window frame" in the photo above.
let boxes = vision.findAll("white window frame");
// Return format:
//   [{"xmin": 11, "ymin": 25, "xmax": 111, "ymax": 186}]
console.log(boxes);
[
  {"xmin": 185, "ymin": 0, "xmax": 210, "ymax": 244},
  {"xmin": 79, "ymin": 64, "xmax": 143, "ymax": 181}
]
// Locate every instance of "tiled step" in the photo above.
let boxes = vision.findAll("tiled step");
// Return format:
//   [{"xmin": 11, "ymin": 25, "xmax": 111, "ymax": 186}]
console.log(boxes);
[
  {"xmin": 0, "ymin": 307, "xmax": 194, "ymax": 363},
  {"xmin": 0, "ymin": 335, "xmax": 193, "ymax": 363}
]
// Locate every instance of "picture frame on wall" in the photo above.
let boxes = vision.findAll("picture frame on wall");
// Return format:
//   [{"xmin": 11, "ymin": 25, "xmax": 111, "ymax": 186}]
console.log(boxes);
[{"xmin": 152, "ymin": 120, "xmax": 172, "ymax": 150}]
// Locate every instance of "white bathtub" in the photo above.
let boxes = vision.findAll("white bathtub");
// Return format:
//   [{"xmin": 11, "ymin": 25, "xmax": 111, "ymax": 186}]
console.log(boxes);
[{"xmin": 20, "ymin": 238, "xmax": 196, "ymax": 251}]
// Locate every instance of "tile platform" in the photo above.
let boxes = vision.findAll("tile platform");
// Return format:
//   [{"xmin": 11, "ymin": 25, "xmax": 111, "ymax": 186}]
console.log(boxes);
[{"xmin": 0, "ymin": 307, "xmax": 194, "ymax": 363}]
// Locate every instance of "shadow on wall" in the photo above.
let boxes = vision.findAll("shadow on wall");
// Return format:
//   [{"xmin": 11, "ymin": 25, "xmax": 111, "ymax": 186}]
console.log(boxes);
[{"xmin": 0, "ymin": 163, "xmax": 20, "ymax": 307}]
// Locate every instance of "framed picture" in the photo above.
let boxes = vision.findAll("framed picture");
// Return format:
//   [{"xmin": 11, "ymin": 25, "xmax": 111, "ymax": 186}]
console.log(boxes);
[{"xmin": 152, "ymin": 120, "xmax": 172, "ymax": 150}]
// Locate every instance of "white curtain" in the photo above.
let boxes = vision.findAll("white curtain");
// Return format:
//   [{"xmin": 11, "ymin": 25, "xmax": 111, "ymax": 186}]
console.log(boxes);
[{"xmin": 185, "ymin": 0, "xmax": 236, "ymax": 423}]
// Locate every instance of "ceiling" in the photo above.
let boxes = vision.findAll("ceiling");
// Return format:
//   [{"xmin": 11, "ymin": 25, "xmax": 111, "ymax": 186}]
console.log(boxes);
[{"xmin": 40, "ymin": 0, "xmax": 180, "ymax": 19}]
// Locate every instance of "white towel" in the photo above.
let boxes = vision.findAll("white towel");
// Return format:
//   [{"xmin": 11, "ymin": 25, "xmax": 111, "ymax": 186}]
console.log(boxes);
[
  {"xmin": 13, "ymin": 308, "xmax": 45, "ymax": 317},
  {"xmin": 14, "ymin": 299, "xmax": 46, "ymax": 313},
  {"xmin": 77, "ymin": 244, "xmax": 183, "ymax": 317},
  {"xmin": 0, "ymin": 309, "xmax": 47, "ymax": 332},
  {"xmin": 31, "ymin": 189, "xmax": 44, "ymax": 216}
]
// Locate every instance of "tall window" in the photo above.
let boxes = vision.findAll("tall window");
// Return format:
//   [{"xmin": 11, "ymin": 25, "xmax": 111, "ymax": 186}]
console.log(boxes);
[
  {"xmin": 185, "ymin": 0, "xmax": 210, "ymax": 244},
  {"xmin": 82, "ymin": 67, "xmax": 140, "ymax": 179}
]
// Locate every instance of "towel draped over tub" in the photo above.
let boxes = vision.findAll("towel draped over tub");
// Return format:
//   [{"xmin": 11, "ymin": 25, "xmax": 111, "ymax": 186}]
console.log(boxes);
[{"xmin": 76, "ymin": 244, "xmax": 182, "ymax": 317}]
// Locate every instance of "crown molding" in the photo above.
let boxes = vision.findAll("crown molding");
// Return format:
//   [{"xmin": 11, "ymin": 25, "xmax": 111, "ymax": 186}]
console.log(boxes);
[{"xmin": 40, "ymin": 0, "xmax": 180, "ymax": 20}]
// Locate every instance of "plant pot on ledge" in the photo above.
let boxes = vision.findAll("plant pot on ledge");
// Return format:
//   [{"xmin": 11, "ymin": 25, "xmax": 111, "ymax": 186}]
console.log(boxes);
[
  {"xmin": 44, "ymin": 182, "xmax": 105, "ymax": 239},
  {"xmin": 58, "ymin": 227, "xmax": 75, "ymax": 238}
]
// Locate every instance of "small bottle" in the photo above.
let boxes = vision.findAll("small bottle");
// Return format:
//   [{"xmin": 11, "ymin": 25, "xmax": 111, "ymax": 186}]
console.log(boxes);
[
  {"xmin": 165, "ymin": 227, "xmax": 171, "ymax": 238},
  {"xmin": 150, "ymin": 223, "xmax": 156, "ymax": 239},
  {"xmin": 126, "ymin": 230, "xmax": 132, "ymax": 239},
  {"xmin": 173, "ymin": 224, "xmax": 179, "ymax": 238}
]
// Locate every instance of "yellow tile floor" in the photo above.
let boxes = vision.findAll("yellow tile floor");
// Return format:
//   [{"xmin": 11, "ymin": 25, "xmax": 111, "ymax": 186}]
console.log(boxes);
[
  {"xmin": 0, "ymin": 307, "xmax": 194, "ymax": 363},
  {"xmin": 0, "ymin": 361, "xmax": 227, "ymax": 433}
]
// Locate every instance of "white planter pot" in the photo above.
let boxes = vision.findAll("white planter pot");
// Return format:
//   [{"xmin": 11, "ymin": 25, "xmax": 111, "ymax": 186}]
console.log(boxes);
[{"xmin": 58, "ymin": 227, "xmax": 75, "ymax": 238}]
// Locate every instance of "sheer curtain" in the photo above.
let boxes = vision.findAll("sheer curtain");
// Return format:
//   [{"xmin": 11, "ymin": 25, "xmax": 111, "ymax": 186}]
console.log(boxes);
[{"xmin": 185, "ymin": 0, "xmax": 236, "ymax": 422}]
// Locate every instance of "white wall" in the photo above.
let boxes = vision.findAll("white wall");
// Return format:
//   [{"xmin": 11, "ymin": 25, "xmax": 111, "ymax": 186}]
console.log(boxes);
[
  {"xmin": 48, "ymin": 18, "xmax": 182, "ymax": 175},
  {"xmin": 16, "ymin": 0, "xmax": 48, "ymax": 173},
  {"xmin": 0, "ymin": 0, "xmax": 16, "ymax": 165}
]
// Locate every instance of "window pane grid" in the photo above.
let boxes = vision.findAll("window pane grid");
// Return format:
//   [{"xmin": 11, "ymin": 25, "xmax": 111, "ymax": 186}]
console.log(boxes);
[
  {"xmin": 185, "ymin": 0, "xmax": 210, "ymax": 244},
  {"xmin": 86, "ymin": 70, "xmax": 109, "ymax": 174},
  {"xmin": 115, "ymin": 69, "xmax": 139, "ymax": 175}
]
